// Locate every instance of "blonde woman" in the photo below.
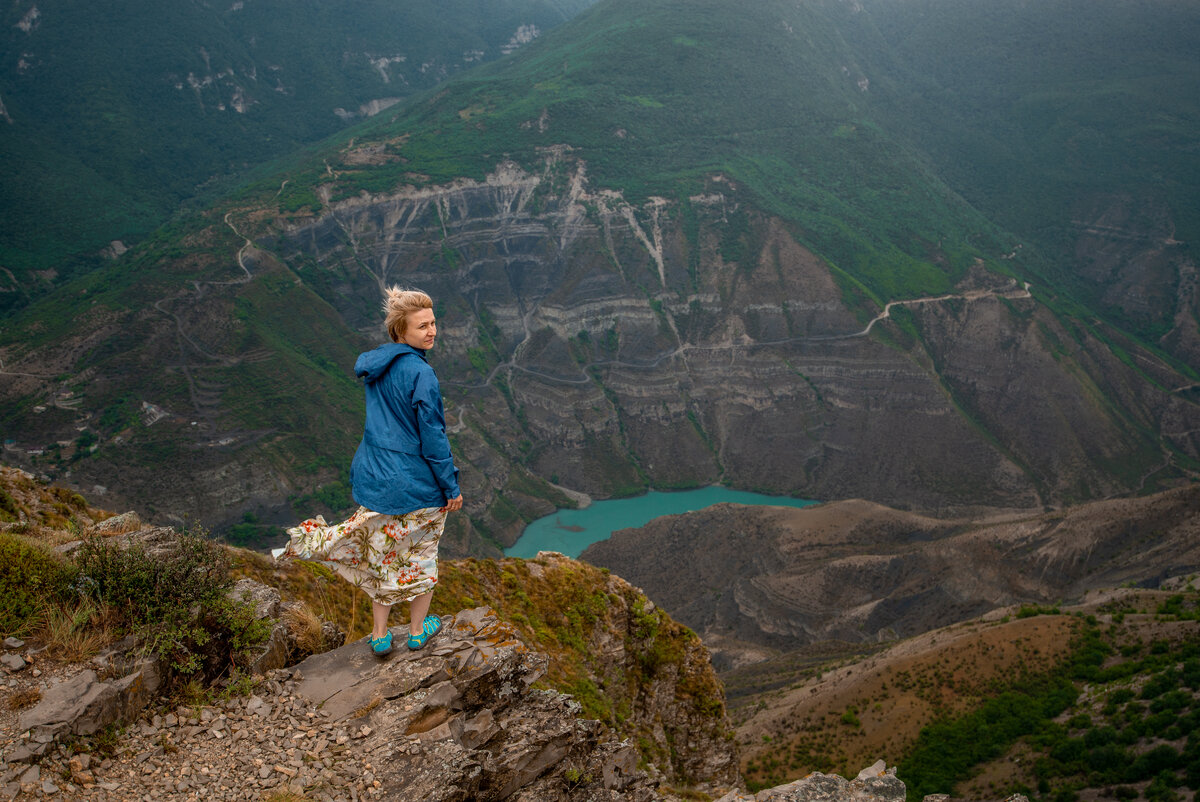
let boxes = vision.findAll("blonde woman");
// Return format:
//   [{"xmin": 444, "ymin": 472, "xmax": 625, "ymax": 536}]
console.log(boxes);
[{"xmin": 276, "ymin": 288, "xmax": 463, "ymax": 656}]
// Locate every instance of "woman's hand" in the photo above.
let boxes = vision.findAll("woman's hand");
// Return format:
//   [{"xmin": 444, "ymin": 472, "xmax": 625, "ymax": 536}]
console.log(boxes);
[{"xmin": 443, "ymin": 494, "xmax": 463, "ymax": 512}]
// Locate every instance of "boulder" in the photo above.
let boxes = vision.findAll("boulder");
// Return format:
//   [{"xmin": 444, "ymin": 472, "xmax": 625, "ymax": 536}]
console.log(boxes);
[
  {"xmin": 88, "ymin": 511, "xmax": 143, "ymax": 536},
  {"xmin": 56, "ymin": 523, "xmax": 174, "ymax": 559},
  {"xmin": 228, "ymin": 578, "xmax": 281, "ymax": 620},
  {"xmin": 715, "ymin": 765, "xmax": 906, "ymax": 802},
  {"xmin": 17, "ymin": 657, "xmax": 162, "ymax": 743},
  {"xmin": 320, "ymin": 619, "xmax": 346, "ymax": 651},
  {"xmin": 226, "ymin": 578, "xmax": 293, "ymax": 676},
  {"xmin": 244, "ymin": 620, "xmax": 292, "ymax": 676}
]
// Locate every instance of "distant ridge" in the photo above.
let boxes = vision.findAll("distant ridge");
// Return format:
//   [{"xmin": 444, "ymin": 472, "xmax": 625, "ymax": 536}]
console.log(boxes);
[{"xmin": 581, "ymin": 484, "xmax": 1200, "ymax": 666}]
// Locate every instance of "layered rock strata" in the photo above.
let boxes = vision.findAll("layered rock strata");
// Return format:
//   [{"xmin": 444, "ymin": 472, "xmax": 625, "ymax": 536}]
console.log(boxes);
[{"xmin": 5, "ymin": 155, "xmax": 1200, "ymax": 551}]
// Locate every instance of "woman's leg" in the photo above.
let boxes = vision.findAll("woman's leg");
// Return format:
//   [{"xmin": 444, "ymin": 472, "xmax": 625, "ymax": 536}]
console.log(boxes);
[
  {"xmin": 371, "ymin": 600, "xmax": 391, "ymax": 640},
  {"xmin": 409, "ymin": 590, "xmax": 433, "ymax": 635}
]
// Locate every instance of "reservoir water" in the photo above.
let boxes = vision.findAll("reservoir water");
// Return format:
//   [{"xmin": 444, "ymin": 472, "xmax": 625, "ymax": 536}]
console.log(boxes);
[{"xmin": 504, "ymin": 487, "xmax": 818, "ymax": 559}]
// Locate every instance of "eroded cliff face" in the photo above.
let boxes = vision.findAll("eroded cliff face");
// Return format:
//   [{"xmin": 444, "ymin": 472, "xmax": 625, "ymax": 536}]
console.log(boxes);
[
  {"xmin": 1069, "ymin": 192, "xmax": 1200, "ymax": 369},
  {"xmin": 265, "ymin": 154, "xmax": 1200, "ymax": 533}
]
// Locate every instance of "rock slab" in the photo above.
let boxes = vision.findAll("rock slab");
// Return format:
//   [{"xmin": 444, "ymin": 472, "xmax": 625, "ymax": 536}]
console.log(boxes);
[{"xmin": 291, "ymin": 606, "xmax": 658, "ymax": 801}]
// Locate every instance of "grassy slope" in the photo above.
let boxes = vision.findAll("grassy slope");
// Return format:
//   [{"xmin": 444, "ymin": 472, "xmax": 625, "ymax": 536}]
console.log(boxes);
[{"xmin": 734, "ymin": 593, "xmax": 1200, "ymax": 800}]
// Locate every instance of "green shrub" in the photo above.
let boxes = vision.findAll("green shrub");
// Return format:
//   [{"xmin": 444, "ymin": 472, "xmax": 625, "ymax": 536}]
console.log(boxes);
[
  {"xmin": 0, "ymin": 489, "xmax": 21, "ymax": 523},
  {"xmin": 1146, "ymin": 769, "xmax": 1182, "ymax": 802},
  {"xmin": 1143, "ymin": 672, "xmax": 1182, "ymax": 700},
  {"xmin": 75, "ymin": 530, "xmax": 266, "ymax": 677},
  {"xmin": 900, "ymin": 678, "xmax": 1079, "ymax": 800},
  {"xmin": 0, "ymin": 532, "xmax": 79, "ymax": 636}
]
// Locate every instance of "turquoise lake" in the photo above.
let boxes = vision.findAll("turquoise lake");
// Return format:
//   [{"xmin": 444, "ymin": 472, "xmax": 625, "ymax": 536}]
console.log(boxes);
[{"xmin": 504, "ymin": 487, "xmax": 819, "ymax": 559}]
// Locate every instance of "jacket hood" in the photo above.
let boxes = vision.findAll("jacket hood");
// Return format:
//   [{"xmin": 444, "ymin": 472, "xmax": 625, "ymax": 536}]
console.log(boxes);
[{"xmin": 355, "ymin": 343, "xmax": 427, "ymax": 384}]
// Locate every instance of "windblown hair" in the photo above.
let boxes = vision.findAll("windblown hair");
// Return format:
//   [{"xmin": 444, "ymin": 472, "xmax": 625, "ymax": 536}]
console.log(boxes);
[{"xmin": 383, "ymin": 287, "xmax": 434, "ymax": 343}]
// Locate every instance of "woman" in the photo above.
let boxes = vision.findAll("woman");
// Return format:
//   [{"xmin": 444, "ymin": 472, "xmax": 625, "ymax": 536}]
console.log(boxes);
[{"xmin": 276, "ymin": 288, "xmax": 463, "ymax": 656}]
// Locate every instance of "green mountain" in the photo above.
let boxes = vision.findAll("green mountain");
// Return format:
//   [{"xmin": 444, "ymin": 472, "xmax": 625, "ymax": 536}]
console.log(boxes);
[
  {"xmin": 852, "ymin": 0, "xmax": 1200, "ymax": 341},
  {"xmin": 0, "ymin": 0, "xmax": 597, "ymax": 311},
  {"xmin": 1, "ymin": 0, "xmax": 1198, "ymax": 553}
]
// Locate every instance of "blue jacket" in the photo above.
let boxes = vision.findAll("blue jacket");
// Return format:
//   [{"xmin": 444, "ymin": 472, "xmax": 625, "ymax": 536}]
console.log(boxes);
[{"xmin": 349, "ymin": 343, "xmax": 461, "ymax": 516}]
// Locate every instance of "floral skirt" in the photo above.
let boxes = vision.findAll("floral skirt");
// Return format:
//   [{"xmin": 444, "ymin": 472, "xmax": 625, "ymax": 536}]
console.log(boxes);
[{"xmin": 274, "ymin": 505, "xmax": 447, "ymax": 605}]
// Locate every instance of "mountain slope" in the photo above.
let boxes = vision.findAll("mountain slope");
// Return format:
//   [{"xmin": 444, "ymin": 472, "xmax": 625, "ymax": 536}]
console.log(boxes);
[
  {"xmin": 731, "ymin": 592, "xmax": 1200, "ymax": 798},
  {"xmin": 850, "ymin": 0, "xmax": 1200, "ymax": 360},
  {"xmin": 1, "ymin": 0, "xmax": 1198, "ymax": 550},
  {"xmin": 0, "ymin": 0, "xmax": 597, "ymax": 310},
  {"xmin": 581, "ymin": 484, "xmax": 1200, "ymax": 667}
]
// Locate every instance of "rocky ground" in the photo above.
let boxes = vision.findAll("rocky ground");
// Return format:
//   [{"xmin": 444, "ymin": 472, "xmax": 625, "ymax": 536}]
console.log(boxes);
[
  {"xmin": 0, "ymin": 607, "xmax": 670, "ymax": 801},
  {"xmin": 0, "ymin": 643, "xmax": 416, "ymax": 800}
]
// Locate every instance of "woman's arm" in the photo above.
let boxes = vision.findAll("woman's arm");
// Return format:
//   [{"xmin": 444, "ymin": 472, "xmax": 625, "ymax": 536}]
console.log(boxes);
[{"xmin": 412, "ymin": 369, "xmax": 462, "ymax": 502}]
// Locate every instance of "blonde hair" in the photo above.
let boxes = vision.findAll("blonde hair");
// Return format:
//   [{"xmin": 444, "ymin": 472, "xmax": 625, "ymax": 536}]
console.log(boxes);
[{"xmin": 383, "ymin": 287, "xmax": 434, "ymax": 343}]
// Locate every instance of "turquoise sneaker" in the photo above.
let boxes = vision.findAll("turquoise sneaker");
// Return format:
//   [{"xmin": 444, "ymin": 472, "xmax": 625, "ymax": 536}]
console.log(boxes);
[
  {"xmin": 408, "ymin": 615, "xmax": 444, "ymax": 650},
  {"xmin": 368, "ymin": 629, "xmax": 394, "ymax": 657}
]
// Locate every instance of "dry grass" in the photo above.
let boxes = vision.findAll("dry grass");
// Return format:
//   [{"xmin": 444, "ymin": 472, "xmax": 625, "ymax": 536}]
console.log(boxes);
[
  {"xmin": 5, "ymin": 686, "xmax": 42, "ymax": 710},
  {"xmin": 283, "ymin": 603, "xmax": 326, "ymax": 655},
  {"xmin": 177, "ymin": 678, "xmax": 211, "ymax": 711},
  {"xmin": 351, "ymin": 694, "xmax": 383, "ymax": 719},
  {"xmin": 38, "ymin": 600, "xmax": 120, "ymax": 662},
  {"xmin": 262, "ymin": 791, "xmax": 309, "ymax": 802},
  {"xmin": 36, "ymin": 527, "xmax": 86, "ymax": 547}
]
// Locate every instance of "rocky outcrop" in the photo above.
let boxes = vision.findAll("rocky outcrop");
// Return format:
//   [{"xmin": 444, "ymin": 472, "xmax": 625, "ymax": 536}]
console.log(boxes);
[
  {"xmin": 716, "ymin": 760, "xmax": 1030, "ymax": 802},
  {"xmin": 12, "ymin": 657, "xmax": 162, "ymax": 763},
  {"xmin": 86, "ymin": 511, "xmax": 142, "ymax": 536},
  {"xmin": 289, "ymin": 606, "xmax": 659, "ymax": 800},
  {"xmin": 2, "ymin": 607, "xmax": 726, "ymax": 800},
  {"xmin": 718, "ymin": 761, "xmax": 905, "ymax": 802},
  {"xmin": 8, "ymin": 563, "xmax": 342, "ymax": 763},
  {"xmin": 435, "ymin": 552, "xmax": 740, "ymax": 788}
]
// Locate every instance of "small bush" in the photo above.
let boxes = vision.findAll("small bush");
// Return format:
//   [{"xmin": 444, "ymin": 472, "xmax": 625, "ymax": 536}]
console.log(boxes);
[
  {"xmin": 0, "ymin": 532, "xmax": 78, "ymax": 636},
  {"xmin": 75, "ymin": 530, "xmax": 267, "ymax": 678},
  {"xmin": 0, "ymin": 488, "xmax": 21, "ymax": 522}
]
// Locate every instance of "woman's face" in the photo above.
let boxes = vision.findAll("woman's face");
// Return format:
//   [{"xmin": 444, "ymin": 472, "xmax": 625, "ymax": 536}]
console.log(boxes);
[{"xmin": 402, "ymin": 308, "xmax": 437, "ymax": 350}]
